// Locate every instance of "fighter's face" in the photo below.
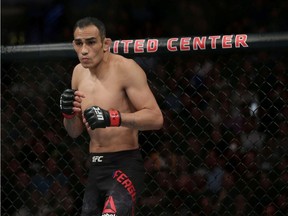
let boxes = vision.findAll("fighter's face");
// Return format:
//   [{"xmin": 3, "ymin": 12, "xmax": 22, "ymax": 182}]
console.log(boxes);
[{"xmin": 73, "ymin": 25, "xmax": 104, "ymax": 68}]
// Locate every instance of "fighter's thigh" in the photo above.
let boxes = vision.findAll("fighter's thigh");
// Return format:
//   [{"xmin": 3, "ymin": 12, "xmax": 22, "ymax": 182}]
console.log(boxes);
[
  {"xmin": 81, "ymin": 184, "xmax": 103, "ymax": 216},
  {"xmin": 81, "ymin": 168, "xmax": 107, "ymax": 216}
]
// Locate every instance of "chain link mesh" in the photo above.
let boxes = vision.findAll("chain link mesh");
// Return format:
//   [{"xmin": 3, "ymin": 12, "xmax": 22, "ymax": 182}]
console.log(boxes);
[{"xmin": 2, "ymin": 51, "xmax": 288, "ymax": 215}]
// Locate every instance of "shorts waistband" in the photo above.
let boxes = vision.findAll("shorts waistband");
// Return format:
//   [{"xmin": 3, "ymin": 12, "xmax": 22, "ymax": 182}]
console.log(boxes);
[{"xmin": 89, "ymin": 149, "xmax": 142, "ymax": 165}]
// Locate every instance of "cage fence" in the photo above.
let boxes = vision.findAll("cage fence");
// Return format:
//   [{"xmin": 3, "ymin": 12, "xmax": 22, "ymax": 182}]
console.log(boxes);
[{"xmin": 1, "ymin": 33, "xmax": 288, "ymax": 215}]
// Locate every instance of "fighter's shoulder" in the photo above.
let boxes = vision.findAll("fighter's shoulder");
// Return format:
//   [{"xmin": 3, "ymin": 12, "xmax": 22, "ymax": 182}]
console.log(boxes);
[
  {"xmin": 111, "ymin": 54, "xmax": 147, "ymax": 86},
  {"xmin": 73, "ymin": 63, "xmax": 85, "ymax": 73},
  {"xmin": 112, "ymin": 54, "xmax": 142, "ymax": 72},
  {"xmin": 72, "ymin": 64, "xmax": 88, "ymax": 79}
]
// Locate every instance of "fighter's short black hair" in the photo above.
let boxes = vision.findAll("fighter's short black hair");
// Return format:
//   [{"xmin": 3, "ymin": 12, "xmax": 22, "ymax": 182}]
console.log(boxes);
[{"xmin": 74, "ymin": 17, "xmax": 106, "ymax": 41}]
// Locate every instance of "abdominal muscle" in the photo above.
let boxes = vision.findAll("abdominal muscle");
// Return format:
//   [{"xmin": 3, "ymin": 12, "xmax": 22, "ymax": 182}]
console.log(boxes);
[{"xmin": 88, "ymin": 126, "xmax": 139, "ymax": 153}]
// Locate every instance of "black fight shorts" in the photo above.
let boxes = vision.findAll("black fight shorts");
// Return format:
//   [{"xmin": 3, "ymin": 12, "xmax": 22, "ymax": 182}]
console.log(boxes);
[{"xmin": 81, "ymin": 149, "xmax": 145, "ymax": 216}]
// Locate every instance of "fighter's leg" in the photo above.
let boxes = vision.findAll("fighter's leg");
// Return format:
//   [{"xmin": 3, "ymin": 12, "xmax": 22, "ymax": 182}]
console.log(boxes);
[{"xmin": 81, "ymin": 168, "xmax": 104, "ymax": 216}]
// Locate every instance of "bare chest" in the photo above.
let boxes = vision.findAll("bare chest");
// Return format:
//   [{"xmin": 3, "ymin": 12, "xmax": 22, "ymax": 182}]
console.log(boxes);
[{"xmin": 78, "ymin": 75, "xmax": 126, "ymax": 111}]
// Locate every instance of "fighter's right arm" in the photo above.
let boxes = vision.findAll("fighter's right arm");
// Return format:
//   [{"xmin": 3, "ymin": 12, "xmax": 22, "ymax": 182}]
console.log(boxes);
[
  {"xmin": 63, "ymin": 110, "xmax": 84, "ymax": 138},
  {"xmin": 61, "ymin": 65, "xmax": 85, "ymax": 138}
]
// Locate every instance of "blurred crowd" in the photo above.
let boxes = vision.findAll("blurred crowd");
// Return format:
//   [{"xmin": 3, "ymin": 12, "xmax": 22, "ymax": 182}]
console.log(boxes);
[
  {"xmin": 2, "ymin": 0, "xmax": 288, "ymax": 215},
  {"xmin": 138, "ymin": 52, "xmax": 288, "ymax": 215},
  {"xmin": 2, "ymin": 51, "xmax": 288, "ymax": 215},
  {"xmin": 2, "ymin": 0, "xmax": 288, "ymax": 45}
]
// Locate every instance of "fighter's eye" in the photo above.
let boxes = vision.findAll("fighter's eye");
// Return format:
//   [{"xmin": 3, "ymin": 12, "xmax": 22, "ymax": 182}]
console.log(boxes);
[
  {"xmin": 87, "ymin": 40, "xmax": 96, "ymax": 45},
  {"xmin": 74, "ymin": 40, "xmax": 83, "ymax": 46}
]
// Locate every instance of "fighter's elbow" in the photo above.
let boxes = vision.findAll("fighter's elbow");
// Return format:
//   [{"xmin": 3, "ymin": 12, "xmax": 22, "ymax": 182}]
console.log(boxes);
[
  {"xmin": 64, "ymin": 119, "xmax": 84, "ymax": 138},
  {"xmin": 68, "ymin": 131, "xmax": 82, "ymax": 139},
  {"xmin": 65, "ymin": 126, "xmax": 84, "ymax": 138}
]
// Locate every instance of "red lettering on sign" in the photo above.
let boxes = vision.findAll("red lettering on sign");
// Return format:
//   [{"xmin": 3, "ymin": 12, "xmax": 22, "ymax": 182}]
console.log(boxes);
[
  {"xmin": 193, "ymin": 36, "xmax": 206, "ymax": 50},
  {"xmin": 235, "ymin": 34, "xmax": 248, "ymax": 48},
  {"xmin": 134, "ymin": 39, "xmax": 145, "ymax": 53},
  {"xmin": 147, "ymin": 39, "xmax": 158, "ymax": 52},
  {"xmin": 167, "ymin": 38, "xmax": 178, "ymax": 51},
  {"xmin": 121, "ymin": 40, "xmax": 133, "ymax": 53},
  {"xmin": 222, "ymin": 35, "xmax": 233, "ymax": 48},
  {"xmin": 208, "ymin": 36, "xmax": 221, "ymax": 49},
  {"xmin": 112, "ymin": 40, "xmax": 119, "ymax": 53},
  {"xmin": 180, "ymin": 37, "xmax": 191, "ymax": 51}
]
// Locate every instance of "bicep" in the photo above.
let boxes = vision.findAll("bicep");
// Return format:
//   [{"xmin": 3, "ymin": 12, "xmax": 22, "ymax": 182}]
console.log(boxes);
[
  {"xmin": 124, "ymin": 61, "xmax": 159, "ymax": 111},
  {"xmin": 71, "ymin": 64, "xmax": 81, "ymax": 89}
]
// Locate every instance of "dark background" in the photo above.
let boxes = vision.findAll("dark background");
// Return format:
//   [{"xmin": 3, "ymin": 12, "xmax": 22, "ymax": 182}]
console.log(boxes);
[
  {"xmin": 2, "ymin": 1, "xmax": 288, "ymax": 215},
  {"xmin": 2, "ymin": 0, "xmax": 288, "ymax": 45}
]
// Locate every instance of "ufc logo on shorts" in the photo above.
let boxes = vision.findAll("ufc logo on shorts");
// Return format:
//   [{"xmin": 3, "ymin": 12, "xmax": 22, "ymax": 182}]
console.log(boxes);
[
  {"xmin": 92, "ymin": 156, "xmax": 104, "ymax": 162},
  {"xmin": 93, "ymin": 107, "xmax": 104, "ymax": 120}
]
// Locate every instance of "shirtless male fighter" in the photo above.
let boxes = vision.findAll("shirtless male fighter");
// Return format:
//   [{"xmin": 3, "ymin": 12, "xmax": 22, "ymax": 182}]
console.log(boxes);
[{"xmin": 60, "ymin": 17, "xmax": 163, "ymax": 216}]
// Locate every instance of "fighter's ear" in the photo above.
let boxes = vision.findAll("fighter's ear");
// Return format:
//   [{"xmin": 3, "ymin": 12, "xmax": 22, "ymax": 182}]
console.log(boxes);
[{"xmin": 103, "ymin": 38, "xmax": 112, "ymax": 52}]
